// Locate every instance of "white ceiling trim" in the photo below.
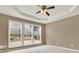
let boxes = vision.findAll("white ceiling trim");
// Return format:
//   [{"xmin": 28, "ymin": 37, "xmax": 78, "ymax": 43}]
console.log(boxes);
[
  {"xmin": 44, "ymin": 12, "xmax": 71, "ymax": 23},
  {"xmin": 45, "ymin": 5, "xmax": 79, "ymax": 24},
  {"xmin": 70, "ymin": 5, "xmax": 78, "ymax": 12},
  {"xmin": 45, "ymin": 5, "xmax": 79, "ymax": 23},
  {"xmin": 48, "ymin": 11, "xmax": 70, "ymax": 21}
]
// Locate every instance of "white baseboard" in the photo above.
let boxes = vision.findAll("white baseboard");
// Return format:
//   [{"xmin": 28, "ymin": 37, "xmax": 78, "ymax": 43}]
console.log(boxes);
[{"xmin": 46, "ymin": 44, "xmax": 79, "ymax": 52}]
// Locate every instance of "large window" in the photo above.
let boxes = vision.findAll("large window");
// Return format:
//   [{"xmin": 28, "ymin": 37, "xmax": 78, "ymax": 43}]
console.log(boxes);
[{"xmin": 8, "ymin": 20, "xmax": 41, "ymax": 48}]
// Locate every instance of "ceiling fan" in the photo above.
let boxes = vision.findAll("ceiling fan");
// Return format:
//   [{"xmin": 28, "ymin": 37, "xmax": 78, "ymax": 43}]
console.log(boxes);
[{"xmin": 36, "ymin": 5, "xmax": 55, "ymax": 16}]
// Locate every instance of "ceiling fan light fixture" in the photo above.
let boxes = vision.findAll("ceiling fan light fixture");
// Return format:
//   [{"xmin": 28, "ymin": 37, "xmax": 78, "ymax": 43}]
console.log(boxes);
[
  {"xmin": 44, "ymin": 9, "xmax": 47, "ymax": 12},
  {"xmin": 36, "ymin": 5, "xmax": 55, "ymax": 16},
  {"xmin": 41, "ymin": 9, "xmax": 47, "ymax": 13}
]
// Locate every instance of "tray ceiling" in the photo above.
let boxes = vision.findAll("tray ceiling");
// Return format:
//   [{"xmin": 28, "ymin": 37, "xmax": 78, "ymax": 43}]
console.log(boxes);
[{"xmin": 0, "ymin": 5, "xmax": 79, "ymax": 24}]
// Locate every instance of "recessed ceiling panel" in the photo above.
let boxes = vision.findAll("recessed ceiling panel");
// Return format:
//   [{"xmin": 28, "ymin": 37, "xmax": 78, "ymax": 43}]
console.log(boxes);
[
  {"xmin": 0, "ymin": 5, "xmax": 79, "ymax": 24},
  {"xmin": 16, "ymin": 5, "xmax": 73, "ymax": 19}
]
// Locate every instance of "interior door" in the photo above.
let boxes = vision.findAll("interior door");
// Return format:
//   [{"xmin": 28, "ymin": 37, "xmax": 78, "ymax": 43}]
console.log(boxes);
[{"xmin": 8, "ymin": 20, "xmax": 22, "ymax": 48}]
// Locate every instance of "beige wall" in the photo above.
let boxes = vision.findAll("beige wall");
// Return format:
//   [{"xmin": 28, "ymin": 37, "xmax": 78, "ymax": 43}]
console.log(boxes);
[
  {"xmin": 46, "ymin": 15, "xmax": 79, "ymax": 50},
  {"xmin": 0, "ymin": 14, "xmax": 45, "ymax": 47},
  {"xmin": 1, "ymin": 12, "xmax": 79, "ymax": 50}
]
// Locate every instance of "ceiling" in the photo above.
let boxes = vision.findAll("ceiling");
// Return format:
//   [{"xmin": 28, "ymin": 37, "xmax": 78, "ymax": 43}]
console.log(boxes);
[{"xmin": 0, "ymin": 5, "xmax": 79, "ymax": 24}]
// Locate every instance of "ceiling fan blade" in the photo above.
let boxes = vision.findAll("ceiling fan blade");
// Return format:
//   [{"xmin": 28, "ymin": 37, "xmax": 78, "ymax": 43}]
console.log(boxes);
[
  {"xmin": 47, "ymin": 6, "xmax": 55, "ymax": 10},
  {"xmin": 46, "ymin": 11, "xmax": 50, "ymax": 16},
  {"xmin": 36, "ymin": 11, "xmax": 41, "ymax": 14}
]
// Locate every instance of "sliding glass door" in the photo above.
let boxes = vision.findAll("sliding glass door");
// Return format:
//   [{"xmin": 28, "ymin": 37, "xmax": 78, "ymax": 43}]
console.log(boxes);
[
  {"xmin": 33, "ymin": 25, "xmax": 41, "ymax": 44},
  {"xmin": 8, "ymin": 20, "xmax": 22, "ymax": 48},
  {"xmin": 23, "ymin": 24, "xmax": 33, "ymax": 46},
  {"xmin": 8, "ymin": 20, "xmax": 41, "ymax": 48}
]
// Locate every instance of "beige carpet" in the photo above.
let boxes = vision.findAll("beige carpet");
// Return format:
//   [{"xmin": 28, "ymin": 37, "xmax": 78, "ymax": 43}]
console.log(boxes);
[{"xmin": 7, "ymin": 45, "xmax": 79, "ymax": 53}]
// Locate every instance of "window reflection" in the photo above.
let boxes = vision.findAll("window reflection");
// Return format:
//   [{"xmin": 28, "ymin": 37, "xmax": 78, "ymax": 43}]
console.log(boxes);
[
  {"xmin": 9, "ymin": 21, "xmax": 21, "ymax": 42},
  {"xmin": 23, "ymin": 24, "xmax": 32, "ymax": 40},
  {"xmin": 33, "ymin": 26, "xmax": 41, "ymax": 44}
]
